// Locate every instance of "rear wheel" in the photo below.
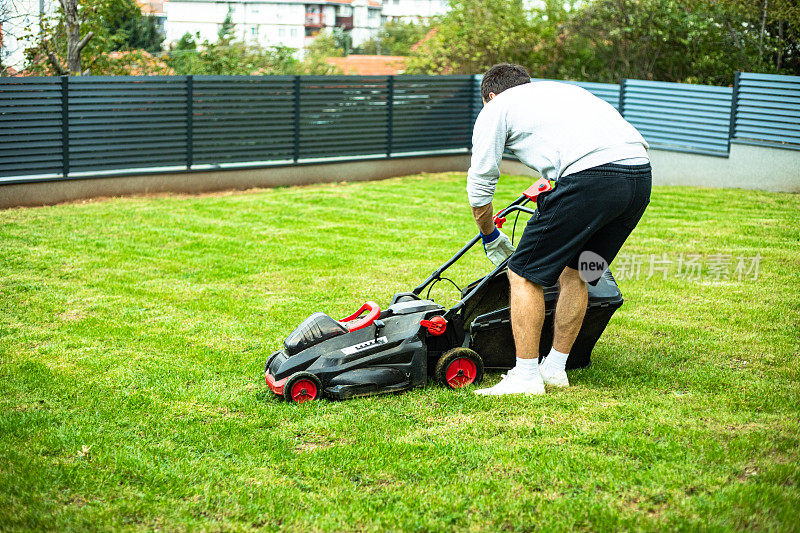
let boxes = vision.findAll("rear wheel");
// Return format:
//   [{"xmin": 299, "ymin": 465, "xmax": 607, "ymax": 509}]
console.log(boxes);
[
  {"xmin": 435, "ymin": 348, "xmax": 484, "ymax": 389},
  {"xmin": 283, "ymin": 372, "xmax": 323, "ymax": 403}
]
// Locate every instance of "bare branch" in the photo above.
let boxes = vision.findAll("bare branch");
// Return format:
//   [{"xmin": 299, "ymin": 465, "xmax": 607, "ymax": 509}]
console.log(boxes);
[
  {"xmin": 43, "ymin": 39, "xmax": 67, "ymax": 75},
  {"xmin": 76, "ymin": 31, "xmax": 94, "ymax": 53},
  {"xmin": 46, "ymin": 50, "xmax": 67, "ymax": 74}
]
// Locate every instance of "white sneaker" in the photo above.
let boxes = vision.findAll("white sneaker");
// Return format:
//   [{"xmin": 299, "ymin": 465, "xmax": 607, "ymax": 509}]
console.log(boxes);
[
  {"xmin": 474, "ymin": 368, "xmax": 545, "ymax": 396},
  {"xmin": 538, "ymin": 359, "xmax": 569, "ymax": 387}
]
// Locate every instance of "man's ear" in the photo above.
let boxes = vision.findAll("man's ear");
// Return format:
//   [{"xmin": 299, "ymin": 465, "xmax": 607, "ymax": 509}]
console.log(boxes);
[{"xmin": 488, "ymin": 92, "xmax": 497, "ymax": 101}]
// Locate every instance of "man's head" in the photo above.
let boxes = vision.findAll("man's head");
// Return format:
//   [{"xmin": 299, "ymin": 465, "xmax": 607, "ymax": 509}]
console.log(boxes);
[{"xmin": 481, "ymin": 63, "xmax": 531, "ymax": 104}]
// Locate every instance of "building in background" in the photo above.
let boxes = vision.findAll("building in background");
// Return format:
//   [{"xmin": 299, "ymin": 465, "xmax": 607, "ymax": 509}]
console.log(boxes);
[
  {"xmin": 165, "ymin": 0, "xmax": 383, "ymax": 56},
  {"xmin": 380, "ymin": 0, "xmax": 447, "ymax": 23},
  {"xmin": 137, "ymin": 0, "xmax": 168, "ymax": 35},
  {"xmin": 1, "ymin": 0, "xmax": 57, "ymax": 73}
]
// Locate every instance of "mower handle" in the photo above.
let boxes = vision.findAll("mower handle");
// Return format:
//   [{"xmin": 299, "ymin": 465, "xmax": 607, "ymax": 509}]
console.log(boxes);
[
  {"xmin": 340, "ymin": 301, "xmax": 381, "ymax": 331},
  {"xmin": 411, "ymin": 186, "xmax": 552, "ymax": 296}
]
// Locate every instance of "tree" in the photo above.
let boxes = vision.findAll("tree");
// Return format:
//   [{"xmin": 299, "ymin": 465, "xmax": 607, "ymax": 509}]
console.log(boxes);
[
  {"xmin": 25, "ymin": 0, "xmax": 164, "ymax": 75},
  {"xmin": 166, "ymin": 40, "xmax": 301, "ymax": 75},
  {"xmin": 406, "ymin": 0, "xmax": 539, "ymax": 74},
  {"xmin": 60, "ymin": 0, "xmax": 94, "ymax": 74},
  {"xmin": 331, "ymin": 27, "xmax": 353, "ymax": 56},
  {"xmin": 715, "ymin": 0, "xmax": 800, "ymax": 73},
  {"xmin": 556, "ymin": 0, "xmax": 796, "ymax": 85},
  {"xmin": 305, "ymin": 30, "xmax": 345, "ymax": 59},
  {"xmin": 356, "ymin": 20, "xmax": 430, "ymax": 56},
  {"xmin": 407, "ymin": 0, "xmax": 798, "ymax": 84},
  {"xmin": 218, "ymin": 7, "xmax": 235, "ymax": 41}
]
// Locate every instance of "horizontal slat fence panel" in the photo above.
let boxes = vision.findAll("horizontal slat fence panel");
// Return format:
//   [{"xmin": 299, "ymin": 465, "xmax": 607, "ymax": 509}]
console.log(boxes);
[
  {"xmin": 193, "ymin": 75, "xmax": 295, "ymax": 164},
  {"xmin": 0, "ymin": 77, "xmax": 63, "ymax": 178},
  {"xmin": 67, "ymin": 76, "xmax": 188, "ymax": 173},
  {"xmin": 299, "ymin": 76, "xmax": 389, "ymax": 159},
  {"xmin": 733, "ymin": 73, "xmax": 800, "ymax": 148},
  {"xmin": 535, "ymin": 79, "xmax": 621, "ymax": 110},
  {"xmin": 622, "ymin": 79, "xmax": 732, "ymax": 155},
  {"xmin": 2, "ymin": 73, "xmax": 799, "ymax": 184},
  {"xmin": 392, "ymin": 75, "xmax": 474, "ymax": 153}
]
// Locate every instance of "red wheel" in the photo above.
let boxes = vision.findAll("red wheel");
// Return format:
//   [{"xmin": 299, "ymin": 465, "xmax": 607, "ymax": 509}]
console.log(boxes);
[
  {"xmin": 290, "ymin": 380, "xmax": 317, "ymax": 402},
  {"xmin": 445, "ymin": 358, "xmax": 478, "ymax": 388},
  {"xmin": 435, "ymin": 348, "xmax": 484, "ymax": 389},
  {"xmin": 283, "ymin": 372, "xmax": 323, "ymax": 403}
]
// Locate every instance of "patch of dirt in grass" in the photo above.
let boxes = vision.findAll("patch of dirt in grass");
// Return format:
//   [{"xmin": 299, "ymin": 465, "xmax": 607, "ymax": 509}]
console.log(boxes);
[
  {"xmin": 398, "ymin": 413, "xmax": 483, "ymax": 443},
  {"xmin": 292, "ymin": 429, "xmax": 343, "ymax": 453},
  {"xmin": 620, "ymin": 494, "xmax": 667, "ymax": 519},
  {"xmin": 66, "ymin": 494, "xmax": 88, "ymax": 507},
  {"xmin": 59, "ymin": 309, "xmax": 86, "ymax": 322},
  {"xmin": 294, "ymin": 440, "xmax": 334, "ymax": 453}
]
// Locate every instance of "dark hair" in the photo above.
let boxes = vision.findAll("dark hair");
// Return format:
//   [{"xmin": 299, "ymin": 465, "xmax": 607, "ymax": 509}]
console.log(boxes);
[{"xmin": 480, "ymin": 63, "xmax": 531, "ymax": 102}]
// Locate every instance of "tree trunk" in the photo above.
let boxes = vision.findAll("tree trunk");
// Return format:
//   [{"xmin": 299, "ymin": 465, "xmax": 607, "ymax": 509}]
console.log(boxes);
[
  {"xmin": 60, "ymin": 0, "xmax": 93, "ymax": 75},
  {"xmin": 759, "ymin": 0, "xmax": 768, "ymax": 63}
]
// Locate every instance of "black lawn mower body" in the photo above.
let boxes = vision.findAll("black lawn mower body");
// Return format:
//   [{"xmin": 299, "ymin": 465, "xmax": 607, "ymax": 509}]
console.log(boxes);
[{"xmin": 265, "ymin": 179, "xmax": 624, "ymax": 402}]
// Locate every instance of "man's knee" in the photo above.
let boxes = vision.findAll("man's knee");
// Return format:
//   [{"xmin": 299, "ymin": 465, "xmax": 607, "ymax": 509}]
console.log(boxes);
[
  {"xmin": 508, "ymin": 268, "xmax": 542, "ymax": 292},
  {"xmin": 559, "ymin": 266, "xmax": 586, "ymax": 289}
]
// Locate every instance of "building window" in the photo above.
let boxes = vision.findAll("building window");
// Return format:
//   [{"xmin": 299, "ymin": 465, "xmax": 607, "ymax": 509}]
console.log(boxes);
[
  {"xmin": 251, "ymin": 26, "xmax": 257, "ymax": 35},
  {"xmin": 290, "ymin": 28, "xmax": 297, "ymax": 37},
  {"xmin": 279, "ymin": 28, "xmax": 286, "ymax": 37}
]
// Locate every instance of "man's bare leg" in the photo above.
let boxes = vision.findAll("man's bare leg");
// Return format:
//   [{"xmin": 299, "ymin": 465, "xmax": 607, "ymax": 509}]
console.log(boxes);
[
  {"xmin": 539, "ymin": 266, "xmax": 587, "ymax": 386},
  {"xmin": 509, "ymin": 269, "xmax": 545, "ymax": 359},
  {"xmin": 475, "ymin": 269, "xmax": 546, "ymax": 396}
]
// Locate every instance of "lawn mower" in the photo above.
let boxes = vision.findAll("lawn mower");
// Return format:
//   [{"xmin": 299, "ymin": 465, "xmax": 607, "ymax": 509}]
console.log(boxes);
[{"xmin": 265, "ymin": 178, "xmax": 624, "ymax": 402}]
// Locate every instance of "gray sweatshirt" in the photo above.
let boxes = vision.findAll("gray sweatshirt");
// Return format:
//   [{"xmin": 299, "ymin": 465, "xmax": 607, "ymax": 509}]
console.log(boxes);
[{"xmin": 467, "ymin": 81, "xmax": 649, "ymax": 207}]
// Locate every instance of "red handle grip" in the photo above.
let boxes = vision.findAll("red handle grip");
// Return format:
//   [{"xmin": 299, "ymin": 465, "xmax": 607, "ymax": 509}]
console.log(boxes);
[
  {"xmin": 493, "ymin": 211, "xmax": 506, "ymax": 229},
  {"xmin": 340, "ymin": 301, "xmax": 381, "ymax": 332}
]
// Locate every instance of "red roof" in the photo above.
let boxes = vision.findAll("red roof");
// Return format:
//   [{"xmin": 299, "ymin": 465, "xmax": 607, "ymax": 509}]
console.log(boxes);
[{"xmin": 326, "ymin": 55, "xmax": 407, "ymax": 75}]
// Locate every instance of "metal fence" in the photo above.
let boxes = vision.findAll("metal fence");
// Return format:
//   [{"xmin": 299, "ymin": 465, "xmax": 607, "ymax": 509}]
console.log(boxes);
[
  {"xmin": 0, "ymin": 74, "xmax": 475, "ymax": 183},
  {"xmin": 1, "ymin": 72, "xmax": 798, "ymax": 184},
  {"xmin": 732, "ymin": 72, "xmax": 800, "ymax": 148},
  {"xmin": 621, "ymin": 79, "xmax": 733, "ymax": 156}
]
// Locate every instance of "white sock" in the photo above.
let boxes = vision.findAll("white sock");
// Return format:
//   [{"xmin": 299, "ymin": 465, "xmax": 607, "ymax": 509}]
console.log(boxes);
[
  {"xmin": 541, "ymin": 348, "xmax": 569, "ymax": 372},
  {"xmin": 514, "ymin": 357, "xmax": 540, "ymax": 378}
]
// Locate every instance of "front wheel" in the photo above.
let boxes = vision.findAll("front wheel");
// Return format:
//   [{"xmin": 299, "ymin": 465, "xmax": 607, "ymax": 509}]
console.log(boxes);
[
  {"xmin": 283, "ymin": 372, "xmax": 323, "ymax": 403},
  {"xmin": 435, "ymin": 348, "xmax": 484, "ymax": 389}
]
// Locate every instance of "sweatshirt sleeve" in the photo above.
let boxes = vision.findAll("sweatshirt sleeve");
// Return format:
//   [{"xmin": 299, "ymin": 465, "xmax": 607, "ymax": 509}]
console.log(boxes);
[{"xmin": 466, "ymin": 103, "xmax": 508, "ymax": 208}]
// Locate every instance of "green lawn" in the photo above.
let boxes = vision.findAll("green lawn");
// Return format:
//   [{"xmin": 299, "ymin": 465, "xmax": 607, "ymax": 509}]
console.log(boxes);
[{"xmin": 1, "ymin": 173, "xmax": 798, "ymax": 531}]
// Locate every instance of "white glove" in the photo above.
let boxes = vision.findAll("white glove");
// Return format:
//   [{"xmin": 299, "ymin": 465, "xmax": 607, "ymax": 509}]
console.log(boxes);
[{"xmin": 482, "ymin": 228, "xmax": 515, "ymax": 266}]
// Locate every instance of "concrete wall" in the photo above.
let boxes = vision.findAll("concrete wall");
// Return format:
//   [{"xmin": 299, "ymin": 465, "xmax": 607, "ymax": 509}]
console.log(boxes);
[
  {"xmin": 648, "ymin": 142, "xmax": 799, "ymax": 192},
  {"xmin": 503, "ymin": 143, "xmax": 800, "ymax": 193},
  {"xmin": 0, "ymin": 154, "xmax": 472, "ymax": 210},
  {"xmin": 1, "ymin": 143, "xmax": 797, "ymax": 210}
]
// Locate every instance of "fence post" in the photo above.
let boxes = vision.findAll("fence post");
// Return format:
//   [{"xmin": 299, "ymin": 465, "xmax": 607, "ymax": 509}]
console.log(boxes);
[
  {"xmin": 467, "ymin": 75, "xmax": 476, "ymax": 151},
  {"xmin": 293, "ymin": 75, "xmax": 301, "ymax": 162},
  {"xmin": 618, "ymin": 78, "xmax": 628, "ymax": 117},
  {"xmin": 186, "ymin": 75, "xmax": 193, "ymax": 170},
  {"xmin": 728, "ymin": 71, "xmax": 741, "ymax": 148},
  {"xmin": 61, "ymin": 76, "xmax": 69, "ymax": 178},
  {"xmin": 386, "ymin": 75, "xmax": 394, "ymax": 158}
]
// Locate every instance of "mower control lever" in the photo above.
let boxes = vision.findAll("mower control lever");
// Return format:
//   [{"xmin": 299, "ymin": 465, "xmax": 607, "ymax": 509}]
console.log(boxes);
[
  {"xmin": 523, "ymin": 177, "xmax": 552, "ymax": 202},
  {"xmin": 492, "ymin": 178, "xmax": 552, "ymax": 229},
  {"xmin": 340, "ymin": 301, "xmax": 381, "ymax": 332},
  {"xmin": 420, "ymin": 315, "xmax": 447, "ymax": 336}
]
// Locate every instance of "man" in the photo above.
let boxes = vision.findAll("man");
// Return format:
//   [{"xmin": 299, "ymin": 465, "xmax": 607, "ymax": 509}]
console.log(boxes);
[{"xmin": 469, "ymin": 64, "xmax": 651, "ymax": 396}]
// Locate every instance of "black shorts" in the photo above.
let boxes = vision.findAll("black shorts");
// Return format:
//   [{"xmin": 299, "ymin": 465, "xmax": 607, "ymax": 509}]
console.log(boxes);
[{"xmin": 507, "ymin": 163, "xmax": 652, "ymax": 286}]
